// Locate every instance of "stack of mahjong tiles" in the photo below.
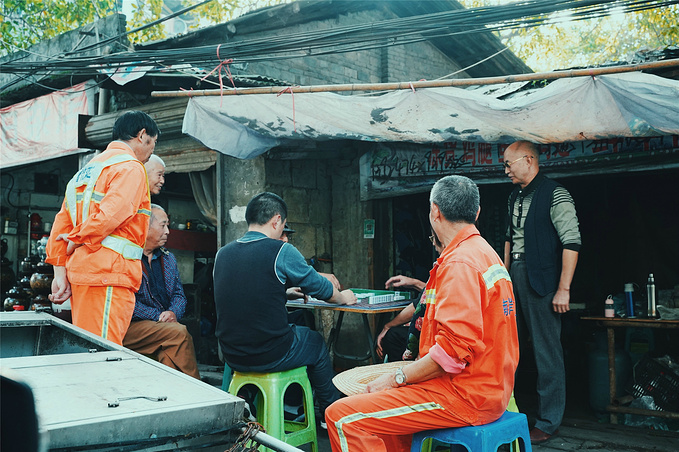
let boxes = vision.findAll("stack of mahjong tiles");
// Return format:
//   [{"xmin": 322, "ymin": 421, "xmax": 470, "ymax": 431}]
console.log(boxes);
[{"xmin": 351, "ymin": 288, "xmax": 411, "ymax": 304}]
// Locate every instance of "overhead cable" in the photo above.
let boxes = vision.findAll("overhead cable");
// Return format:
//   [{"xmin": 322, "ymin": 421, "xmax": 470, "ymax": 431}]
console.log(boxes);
[{"xmin": 1, "ymin": 0, "xmax": 676, "ymax": 77}]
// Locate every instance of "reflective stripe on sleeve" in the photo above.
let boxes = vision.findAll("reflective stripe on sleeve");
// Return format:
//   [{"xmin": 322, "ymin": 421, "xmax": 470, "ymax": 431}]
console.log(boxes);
[
  {"xmin": 482, "ymin": 264, "xmax": 511, "ymax": 290},
  {"xmin": 91, "ymin": 191, "xmax": 105, "ymax": 203},
  {"xmin": 423, "ymin": 288, "xmax": 436, "ymax": 305}
]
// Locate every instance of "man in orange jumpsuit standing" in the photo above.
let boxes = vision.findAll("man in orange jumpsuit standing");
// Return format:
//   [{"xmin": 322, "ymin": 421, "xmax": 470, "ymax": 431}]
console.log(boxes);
[
  {"xmin": 325, "ymin": 175, "xmax": 519, "ymax": 452},
  {"xmin": 46, "ymin": 110, "xmax": 160, "ymax": 345}
]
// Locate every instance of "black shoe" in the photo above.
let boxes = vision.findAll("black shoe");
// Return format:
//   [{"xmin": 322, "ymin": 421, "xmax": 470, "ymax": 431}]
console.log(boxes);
[{"xmin": 530, "ymin": 427, "xmax": 558, "ymax": 444}]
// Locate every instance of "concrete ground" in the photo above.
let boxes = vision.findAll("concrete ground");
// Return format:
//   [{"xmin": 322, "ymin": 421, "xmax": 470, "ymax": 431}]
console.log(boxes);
[{"xmin": 199, "ymin": 365, "xmax": 679, "ymax": 452}]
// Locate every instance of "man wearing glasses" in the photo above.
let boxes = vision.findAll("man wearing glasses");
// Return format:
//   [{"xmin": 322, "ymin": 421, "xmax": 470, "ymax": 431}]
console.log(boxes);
[{"xmin": 502, "ymin": 140, "xmax": 581, "ymax": 444}]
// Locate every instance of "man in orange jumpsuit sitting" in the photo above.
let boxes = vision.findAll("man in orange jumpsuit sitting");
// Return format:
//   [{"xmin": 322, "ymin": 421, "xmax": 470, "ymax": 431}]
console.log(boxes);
[
  {"xmin": 46, "ymin": 110, "xmax": 160, "ymax": 345},
  {"xmin": 325, "ymin": 175, "xmax": 520, "ymax": 452}
]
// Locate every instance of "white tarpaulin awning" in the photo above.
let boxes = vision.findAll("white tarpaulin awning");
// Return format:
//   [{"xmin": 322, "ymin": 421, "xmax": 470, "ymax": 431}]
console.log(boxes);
[
  {"xmin": 182, "ymin": 72, "xmax": 679, "ymax": 159},
  {"xmin": 1, "ymin": 81, "xmax": 93, "ymax": 169}
]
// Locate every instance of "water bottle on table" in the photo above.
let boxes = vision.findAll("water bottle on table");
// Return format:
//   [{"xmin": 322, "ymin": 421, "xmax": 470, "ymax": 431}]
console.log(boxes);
[{"xmin": 624, "ymin": 283, "xmax": 635, "ymax": 318}]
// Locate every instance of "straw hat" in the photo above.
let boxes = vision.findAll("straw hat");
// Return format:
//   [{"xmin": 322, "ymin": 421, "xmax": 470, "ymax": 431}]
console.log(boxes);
[{"xmin": 332, "ymin": 361, "xmax": 408, "ymax": 396}]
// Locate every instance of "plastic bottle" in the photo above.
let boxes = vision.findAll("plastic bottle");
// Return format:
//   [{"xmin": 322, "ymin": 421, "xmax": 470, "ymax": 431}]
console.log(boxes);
[
  {"xmin": 605, "ymin": 295, "xmax": 615, "ymax": 318},
  {"xmin": 646, "ymin": 273, "xmax": 656, "ymax": 318},
  {"xmin": 624, "ymin": 283, "xmax": 635, "ymax": 318}
]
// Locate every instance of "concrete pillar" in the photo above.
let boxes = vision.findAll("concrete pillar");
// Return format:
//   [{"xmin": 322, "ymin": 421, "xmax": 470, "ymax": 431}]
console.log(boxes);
[
  {"xmin": 216, "ymin": 153, "xmax": 266, "ymax": 247},
  {"xmin": 330, "ymin": 156, "xmax": 378, "ymax": 365}
]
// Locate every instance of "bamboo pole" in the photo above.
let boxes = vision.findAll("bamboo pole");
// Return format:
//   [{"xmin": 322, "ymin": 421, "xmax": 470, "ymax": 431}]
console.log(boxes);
[{"xmin": 151, "ymin": 58, "xmax": 679, "ymax": 98}]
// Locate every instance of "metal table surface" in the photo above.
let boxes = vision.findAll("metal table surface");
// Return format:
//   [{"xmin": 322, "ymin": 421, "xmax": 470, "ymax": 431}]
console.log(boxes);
[{"xmin": 0, "ymin": 312, "xmax": 244, "ymax": 451}]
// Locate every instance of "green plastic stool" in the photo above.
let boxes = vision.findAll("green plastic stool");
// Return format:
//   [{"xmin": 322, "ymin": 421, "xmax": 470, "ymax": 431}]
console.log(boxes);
[
  {"xmin": 229, "ymin": 366, "xmax": 318, "ymax": 452},
  {"xmin": 221, "ymin": 362, "xmax": 233, "ymax": 392}
]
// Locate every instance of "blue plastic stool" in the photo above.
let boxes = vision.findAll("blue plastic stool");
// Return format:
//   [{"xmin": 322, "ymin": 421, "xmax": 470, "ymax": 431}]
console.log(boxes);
[{"xmin": 410, "ymin": 411, "xmax": 532, "ymax": 452}]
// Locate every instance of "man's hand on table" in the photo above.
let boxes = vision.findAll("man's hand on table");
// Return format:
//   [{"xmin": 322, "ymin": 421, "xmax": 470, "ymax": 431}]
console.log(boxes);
[
  {"xmin": 286, "ymin": 287, "xmax": 308, "ymax": 302},
  {"xmin": 158, "ymin": 310, "xmax": 177, "ymax": 323},
  {"xmin": 339, "ymin": 289, "xmax": 357, "ymax": 305}
]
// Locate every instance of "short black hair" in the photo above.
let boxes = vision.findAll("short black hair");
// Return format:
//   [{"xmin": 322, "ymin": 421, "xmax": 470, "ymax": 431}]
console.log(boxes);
[
  {"xmin": 245, "ymin": 192, "xmax": 287, "ymax": 226},
  {"xmin": 430, "ymin": 175, "xmax": 479, "ymax": 224},
  {"xmin": 112, "ymin": 111, "xmax": 161, "ymax": 141}
]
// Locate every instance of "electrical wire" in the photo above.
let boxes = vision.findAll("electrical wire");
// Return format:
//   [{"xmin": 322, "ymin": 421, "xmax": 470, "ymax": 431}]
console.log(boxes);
[
  {"xmin": 435, "ymin": 47, "xmax": 511, "ymax": 80},
  {"xmin": 1, "ymin": 173, "xmax": 19, "ymax": 208},
  {"xmin": 0, "ymin": 0, "xmax": 676, "ymax": 78}
]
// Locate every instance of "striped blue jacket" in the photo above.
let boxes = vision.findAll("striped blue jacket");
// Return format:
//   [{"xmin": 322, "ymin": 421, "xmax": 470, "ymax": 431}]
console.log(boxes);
[{"xmin": 133, "ymin": 247, "xmax": 187, "ymax": 321}]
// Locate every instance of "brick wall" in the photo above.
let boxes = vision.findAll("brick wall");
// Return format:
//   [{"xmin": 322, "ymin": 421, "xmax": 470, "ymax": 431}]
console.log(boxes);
[{"xmin": 231, "ymin": 9, "xmax": 464, "ymax": 87}]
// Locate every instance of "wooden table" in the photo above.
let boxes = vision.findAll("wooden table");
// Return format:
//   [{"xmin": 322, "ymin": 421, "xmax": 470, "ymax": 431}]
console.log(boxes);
[
  {"xmin": 286, "ymin": 299, "xmax": 411, "ymax": 364},
  {"xmin": 581, "ymin": 316, "xmax": 679, "ymax": 423}
]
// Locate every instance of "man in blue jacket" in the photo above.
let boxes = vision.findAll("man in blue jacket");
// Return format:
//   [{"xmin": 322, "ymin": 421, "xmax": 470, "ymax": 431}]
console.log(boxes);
[
  {"xmin": 123, "ymin": 204, "xmax": 200, "ymax": 379},
  {"xmin": 213, "ymin": 192, "xmax": 356, "ymax": 424}
]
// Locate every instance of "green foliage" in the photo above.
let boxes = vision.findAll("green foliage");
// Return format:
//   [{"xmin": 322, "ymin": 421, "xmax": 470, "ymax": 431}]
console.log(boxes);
[
  {"xmin": 507, "ymin": 5, "xmax": 679, "ymax": 71},
  {"xmin": 458, "ymin": 0, "xmax": 679, "ymax": 72},
  {"xmin": 1, "ymin": 0, "xmax": 119, "ymax": 54},
  {"xmin": 0, "ymin": 0, "xmax": 284, "ymax": 54},
  {"xmin": 127, "ymin": 0, "xmax": 166, "ymax": 44}
]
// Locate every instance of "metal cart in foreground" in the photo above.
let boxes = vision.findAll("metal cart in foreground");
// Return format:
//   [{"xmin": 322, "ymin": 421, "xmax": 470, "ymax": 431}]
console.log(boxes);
[{"xmin": 0, "ymin": 312, "xmax": 251, "ymax": 451}]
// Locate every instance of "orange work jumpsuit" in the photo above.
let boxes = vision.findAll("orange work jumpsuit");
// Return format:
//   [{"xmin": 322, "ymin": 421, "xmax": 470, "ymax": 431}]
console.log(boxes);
[
  {"xmin": 326, "ymin": 225, "xmax": 519, "ymax": 452},
  {"xmin": 46, "ymin": 142, "xmax": 150, "ymax": 345}
]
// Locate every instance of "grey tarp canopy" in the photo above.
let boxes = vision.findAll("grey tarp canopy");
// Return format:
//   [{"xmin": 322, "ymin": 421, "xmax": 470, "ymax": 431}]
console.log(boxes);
[{"xmin": 182, "ymin": 71, "xmax": 679, "ymax": 159}]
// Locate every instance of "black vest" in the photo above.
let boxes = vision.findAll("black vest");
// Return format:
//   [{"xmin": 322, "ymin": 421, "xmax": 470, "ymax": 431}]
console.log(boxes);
[
  {"xmin": 213, "ymin": 236, "xmax": 294, "ymax": 367},
  {"xmin": 510, "ymin": 176, "xmax": 561, "ymax": 296}
]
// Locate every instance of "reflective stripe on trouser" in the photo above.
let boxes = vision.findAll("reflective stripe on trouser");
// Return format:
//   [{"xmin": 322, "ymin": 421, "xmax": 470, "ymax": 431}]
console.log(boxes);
[
  {"xmin": 326, "ymin": 379, "xmax": 485, "ymax": 452},
  {"xmin": 70, "ymin": 284, "xmax": 136, "ymax": 346},
  {"xmin": 123, "ymin": 320, "xmax": 201, "ymax": 379}
]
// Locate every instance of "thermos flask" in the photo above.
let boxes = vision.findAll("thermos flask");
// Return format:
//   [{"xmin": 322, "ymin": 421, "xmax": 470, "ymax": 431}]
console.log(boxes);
[{"xmin": 647, "ymin": 273, "xmax": 656, "ymax": 318}]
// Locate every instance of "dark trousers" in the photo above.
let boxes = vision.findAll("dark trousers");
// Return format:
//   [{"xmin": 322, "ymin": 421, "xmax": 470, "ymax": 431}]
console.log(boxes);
[
  {"xmin": 511, "ymin": 261, "xmax": 565, "ymax": 434},
  {"xmin": 382, "ymin": 325, "xmax": 409, "ymax": 362},
  {"xmin": 228, "ymin": 324, "xmax": 339, "ymax": 411}
]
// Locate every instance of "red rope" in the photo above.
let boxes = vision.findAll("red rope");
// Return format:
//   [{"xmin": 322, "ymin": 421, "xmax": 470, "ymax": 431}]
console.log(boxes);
[
  {"xmin": 277, "ymin": 86, "xmax": 298, "ymax": 132},
  {"xmin": 200, "ymin": 44, "xmax": 236, "ymax": 105}
]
